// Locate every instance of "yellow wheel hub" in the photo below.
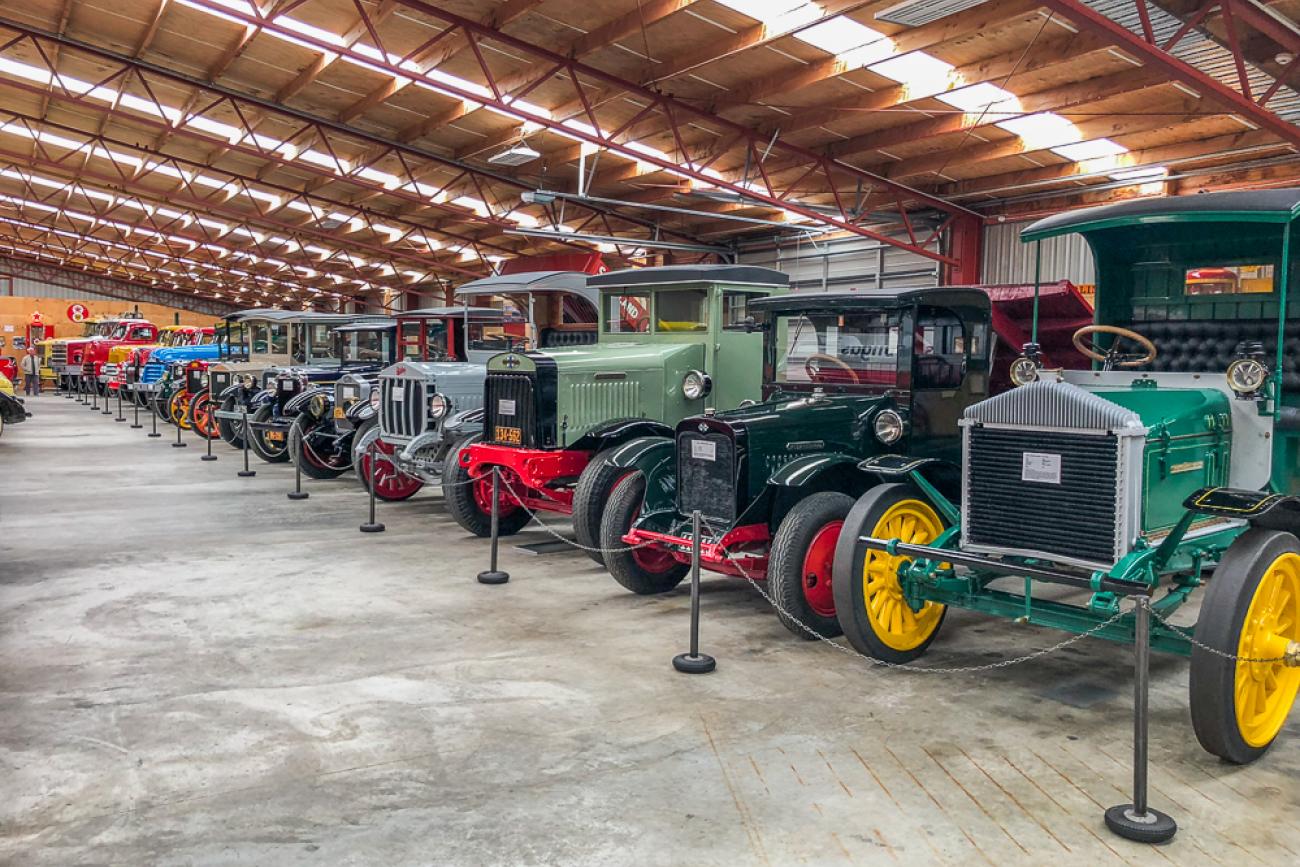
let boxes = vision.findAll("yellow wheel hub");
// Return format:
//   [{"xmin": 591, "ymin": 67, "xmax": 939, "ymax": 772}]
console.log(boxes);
[
  {"xmin": 862, "ymin": 500, "xmax": 946, "ymax": 651},
  {"xmin": 1235, "ymin": 551, "xmax": 1300, "ymax": 748}
]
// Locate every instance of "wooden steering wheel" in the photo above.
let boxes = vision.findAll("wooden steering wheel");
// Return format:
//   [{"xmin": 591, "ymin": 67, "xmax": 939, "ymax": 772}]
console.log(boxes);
[
  {"xmin": 804, "ymin": 353, "xmax": 860, "ymax": 384},
  {"xmin": 1072, "ymin": 325, "xmax": 1157, "ymax": 370}
]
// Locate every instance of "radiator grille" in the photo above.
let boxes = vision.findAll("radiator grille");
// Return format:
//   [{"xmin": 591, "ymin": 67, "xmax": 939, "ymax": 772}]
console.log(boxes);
[
  {"xmin": 380, "ymin": 378, "xmax": 426, "ymax": 439},
  {"xmin": 51, "ymin": 345, "xmax": 67, "ymax": 367},
  {"xmin": 677, "ymin": 431, "xmax": 736, "ymax": 523},
  {"xmin": 210, "ymin": 370, "xmax": 230, "ymax": 395},
  {"xmin": 484, "ymin": 374, "xmax": 536, "ymax": 446},
  {"xmin": 964, "ymin": 427, "xmax": 1121, "ymax": 565},
  {"xmin": 141, "ymin": 362, "xmax": 164, "ymax": 384}
]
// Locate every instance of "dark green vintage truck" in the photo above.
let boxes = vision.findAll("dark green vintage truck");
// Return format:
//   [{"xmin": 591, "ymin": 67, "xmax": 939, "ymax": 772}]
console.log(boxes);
[{"xmin": 599, "ymin": 286, "xmax": 993, "ymax": 638}]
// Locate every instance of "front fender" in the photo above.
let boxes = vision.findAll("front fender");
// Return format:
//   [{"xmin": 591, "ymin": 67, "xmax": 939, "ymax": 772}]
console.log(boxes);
[
  {"xmin": 444, "ymin": 406, "xmax": 484, "ymax": 438},
  {"xmin": 345, "ymin": 400, "xmax": 375, "ymax": 424},
  {"xmin": 249, "ymin": 389, "xmax": 276, "ymax": 411},
  {"xmin": 605, "ymin": 435, "xmax": 674, "ymax": 474},
  {"xmin": 768, "ymin": 453, "xmax": 862, "ymax": 488},
  {"xmin": 568, "ymin": 418, "xmax": 675, "ymax": 453},
  {"xmin": 284, "ymin": 385, "xmax": 331, "ymax": 415},
  {"xmin": 1186, "ymin": 487, "xmax": 1300, "ymax": 534}
]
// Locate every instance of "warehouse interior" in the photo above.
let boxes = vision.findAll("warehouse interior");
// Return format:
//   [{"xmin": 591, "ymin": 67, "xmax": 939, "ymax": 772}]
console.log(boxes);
[{"xmin": 2, "ymin": 0, "xmax": 1300, "ymax": 864}]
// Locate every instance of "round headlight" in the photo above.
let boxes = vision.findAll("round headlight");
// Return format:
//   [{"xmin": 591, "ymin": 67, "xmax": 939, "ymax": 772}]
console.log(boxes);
[
  {"xmin": 1227, "ymin": 357, "xmax": 1269, "ymax": 395},
  {"xmin": 429, "ymin": 393, "xmax": 450, "ymax": 419},
  {"xmin": 1009, "ymin": 356, "xmax": 1040, "ymax": 387},
  {"xmin": 369, "ymin": 389, "xmax": 381, "ymax": 410},
  {"xmin": 238, "ymin": 374, "xmax": 255, "ymax": 389},
  {"xmin": 682, "ymin": 370, "xmax": 712, "ymax": 400},
  {"xmin": 873, "ymin": 409, "xmax": 905, "ymax": 445},
  {"xmin": 308, "ymin": 394, "xmax": 327, "ymax": 418}
]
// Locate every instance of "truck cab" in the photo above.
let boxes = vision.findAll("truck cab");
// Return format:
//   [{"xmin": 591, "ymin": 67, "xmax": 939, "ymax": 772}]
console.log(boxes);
[
  {"xmin": 604, "ymin": 286, "xmax": 993, "ymax": 637},
  {"xmin": 79, "ymin": 319, "xmax": 158, "ymax": 394},
  {"xmin": 365, "ymin": 270, "xmax": 602, "ymax": 501},
  {"xmin": 446, "ymin": 264, "xmax": 787, "ymax": 556}
]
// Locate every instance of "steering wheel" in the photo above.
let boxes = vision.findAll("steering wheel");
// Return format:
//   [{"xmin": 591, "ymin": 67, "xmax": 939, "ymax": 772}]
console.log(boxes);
[
  {"xmin": 804, "ymin": 353, "xmax": 860, "ymax": 384},
  {"xmin": 1072, "ymin": 325, "xmax": 1157, "ymax": 371}
]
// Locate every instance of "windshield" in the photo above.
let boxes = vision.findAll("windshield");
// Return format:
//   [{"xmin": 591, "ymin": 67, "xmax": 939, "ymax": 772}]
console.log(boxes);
[
  {"xmin": 775, "ymin": 311, "xmax": 902, "ymax": 388},
  {"xmin": 248, "ymin": 321, "xmax": 288, "ymax": 356},
  {"xmin": 467, "ymin": 321, "xmax": 518, "ymax": 353},
  {"xmin": 110, "ymin": 324, "xmax": 129, "ymax": 340},
  {"xmin": 656, "ymin": 289, "xmax": 708, "ymax": 332},
  {"xmin": 334, "ymin": 328, "xmax": 390, "ymax": 363}
]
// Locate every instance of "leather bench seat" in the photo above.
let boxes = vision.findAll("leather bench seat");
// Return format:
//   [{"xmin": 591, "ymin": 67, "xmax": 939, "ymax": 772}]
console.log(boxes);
[{"xmin": 1132, "ymin": 319, "xmax": 1300, "ymax": 392}]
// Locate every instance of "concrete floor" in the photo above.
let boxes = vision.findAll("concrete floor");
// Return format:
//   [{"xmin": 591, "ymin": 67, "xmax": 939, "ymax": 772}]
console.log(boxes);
[{"xmin": 2, "ymin": 395, "xmax": 1299, "ymax": 866}]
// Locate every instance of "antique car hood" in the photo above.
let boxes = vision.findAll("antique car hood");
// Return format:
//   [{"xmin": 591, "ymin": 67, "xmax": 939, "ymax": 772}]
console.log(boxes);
[
  {"xmin": 383, "ymin": 360, "xmax": 487, "ymax": 392},
  {"xmin": 1084, "ymin": 384, "xmax": 1230, "ymax": 439},
  {"xmin": 151, "ymin": 344, "xmax": 223, "ymax": 364},
  {"xmin": 697, "ymin": 392, "xmax": 894, "ymax": 447}
]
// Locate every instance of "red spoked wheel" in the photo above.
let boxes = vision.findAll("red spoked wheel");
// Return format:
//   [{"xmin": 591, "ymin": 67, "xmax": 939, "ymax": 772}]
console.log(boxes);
[
  {"xmin": 472, "ymin": 468, "xmax": 523, "ymax": 519},
  {"xmin": 359, "ymin": 436, "xmax": 423, "ymax": 501}
]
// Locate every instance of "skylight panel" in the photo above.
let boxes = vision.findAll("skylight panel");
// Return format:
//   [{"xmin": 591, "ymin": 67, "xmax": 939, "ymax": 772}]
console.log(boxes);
[
  {"xmin": 936, "ymin": 82, "xmax": 1019, "ymax": 114},
  {"xmin": 867, "ymin": 51, "xmax": 954, "ymax": 96},
  {"xmin": 713, "ymin": 1, "xmax": 822, "ymax": 33},
  {"xmin": 1051, "ymin": 138, "xmax": 1126, "ymax": 161},
  {"xmin": 995, "ymin": 112, "xmax": 1080, "ymax": 149},
  {"xmin": 795, "ymin": 17, "xmax": 883, "ymax": 54}
]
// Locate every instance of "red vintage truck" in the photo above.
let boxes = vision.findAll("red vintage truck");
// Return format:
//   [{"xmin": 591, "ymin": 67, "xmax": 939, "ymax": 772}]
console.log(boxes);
[{"xmin": 68, "ymin": 318, "xmax": 158, "ymax": 395}]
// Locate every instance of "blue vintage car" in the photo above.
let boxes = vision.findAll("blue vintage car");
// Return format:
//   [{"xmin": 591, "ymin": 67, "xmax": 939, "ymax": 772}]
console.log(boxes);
[{"xmin": 130, "ymin": 338, "xmax": 238, "ymax": 417}]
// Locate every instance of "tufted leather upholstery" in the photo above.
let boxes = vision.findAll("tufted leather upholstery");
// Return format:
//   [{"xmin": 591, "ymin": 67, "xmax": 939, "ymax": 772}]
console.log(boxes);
[
  {"xmin": 1130, "ymin": 319, "xmax": 1300, "ymax": 392},
  {"xmin": 539, "ymin": 328, "xmax": 597, "ymax": 348}
]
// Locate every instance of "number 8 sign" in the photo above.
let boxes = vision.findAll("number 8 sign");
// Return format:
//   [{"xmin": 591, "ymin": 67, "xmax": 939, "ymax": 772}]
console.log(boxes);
[{"xmin": 67, "ymin": 303, "xmax": 89, "ymax": 322}]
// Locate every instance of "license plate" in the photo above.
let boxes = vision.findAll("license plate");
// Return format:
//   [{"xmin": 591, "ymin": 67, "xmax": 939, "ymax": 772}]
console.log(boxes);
[
  {"xmin": 496, "ymin": 426, "xmax": 522, "ymax": 445},
  {"xmin": 333, "ymin": 407, "xmax": 345, "ymax": 419},
  {"xmin": 266, "ymin": 430, "xmax": 286, "ymax": 442}
]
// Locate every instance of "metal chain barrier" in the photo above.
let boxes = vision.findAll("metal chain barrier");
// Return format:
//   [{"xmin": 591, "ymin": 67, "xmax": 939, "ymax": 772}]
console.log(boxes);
[
  {"xmin": 493, "ymin": 474, "xmax": 660, "ymax": 554},
  {"xmin": 1147, "ymin": 606, "xmax": 1288, "ymax": 664}
]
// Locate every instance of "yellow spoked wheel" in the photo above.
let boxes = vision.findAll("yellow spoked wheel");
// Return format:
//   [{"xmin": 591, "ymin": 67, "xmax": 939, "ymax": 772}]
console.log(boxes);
[
  {"xmin": 1191, "ymin": 528, "xmax": 1300, "ymax": 763},
  {"xmin": 833, "ymin": 483, "xmax": 950, "ymax": 664},
  {"xmin": 168, "ymin": 391, "xmax": 193, "ymax": 430}
]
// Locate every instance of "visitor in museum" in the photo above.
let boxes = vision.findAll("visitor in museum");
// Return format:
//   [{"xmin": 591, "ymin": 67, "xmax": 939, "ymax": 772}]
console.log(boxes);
[{"xmin": 20, "ymin": 345, "xmax": 39, "ymax": 396}]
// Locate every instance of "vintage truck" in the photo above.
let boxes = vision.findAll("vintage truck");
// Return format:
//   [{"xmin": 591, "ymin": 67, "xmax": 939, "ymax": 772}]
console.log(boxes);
[
  {"xmin": 445, "ymin": 265, "xmax": 788, "ymax": 556},
  {"xmin": 104, "ymin": 326, "xmax": 212, "ymax": 396},
  {"xmin": 600, "ymin": 287, "xmax": 993, "ymax": 638},
  {"xmin": 48, "ymin": 317, "xmax": 146, "ymax": 393},
  {"xmin": 247, "ymin": 317, "xmax": 396, "ymax": 463},
  {"xmin": 315, "ymin": 304, "xmax": 507, "ymax": 490},
  {"xmin": 207, "ymin": 310, "xmax": 357, "ymax": 450},
  {"xmin": 364, "ymin": 271, "xmax": 603, "ymax": 500},
  {"xmin": 834, "ymin": 188, "xmax": 1300, "ymax": 767},
  {"xmin": 77, "ymin": 318, "xmax": 159, "ymax": 394}
]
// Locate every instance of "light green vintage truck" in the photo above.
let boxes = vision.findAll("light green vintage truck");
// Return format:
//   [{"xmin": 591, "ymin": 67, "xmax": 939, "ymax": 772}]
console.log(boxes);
[{"xmin": 443, "ymin": 264, "xmax": 787, "ymax": 560}]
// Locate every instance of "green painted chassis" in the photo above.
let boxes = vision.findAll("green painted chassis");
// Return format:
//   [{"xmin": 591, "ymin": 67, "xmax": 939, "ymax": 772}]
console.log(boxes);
[{"xmin": 863, "ymin": 468, "xmax": 1247, "ymax": 656}]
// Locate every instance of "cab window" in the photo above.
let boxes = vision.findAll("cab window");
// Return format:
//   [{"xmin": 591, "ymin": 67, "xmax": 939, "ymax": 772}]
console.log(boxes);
[
  {"xmin": 605, "ymin": 294, "xmax": 650, "ymax": 333},
  {"xmin": 467, "ymin": 322, "xmax": 515, "ymax": 352},
  {"xmin": 656, "ymin": 289, "xmax": 707, "ymax": 332},
  {"xmin": 424, "ymin": 321, "xmax": 450, "ymax": 360},
  {"xmin": 913, "ymin": 307, "xmax": 968, "ymax": 390},
  {"xmin": 336, "ymin": 329, "xmax": 388, "ymax": 362},
  {"xmin": 249, "ymin": 322, "xmax": 288, "ymax": 355},
  {"xmin": 306, "ymin": 324, "xmax": 335, "ymax": 360},
  {"xmin": 775, "ymin": 311, "xmax": 901, "ymax": 387},
  {"xmin": 722, "ymin": 292, "xmax": 754, "ymax": 327},
  {"xmin": 399, "ymin": 321, "xmax": 424, "ymax": 360}
]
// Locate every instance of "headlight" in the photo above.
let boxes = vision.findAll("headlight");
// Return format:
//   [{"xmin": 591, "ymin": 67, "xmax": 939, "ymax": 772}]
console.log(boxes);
[
  {"xmin": 429, "ymin": 393, "xmax": 450, "ymax": 419},
  {"xmin": 873, "ymin": 409, "xmax": 905, "ymax": 445},
  {"xmin": 238, "ymin": 374, "xmax": 256, "ymax": 389},
  {"xmin": 1009, "ymin": 355, "xmax": 1040, "ymax": 387},
  {"xmin": 682, "ymin": 370, "xmax": 712, "ymax": 400},
  {"xmin": 308, "ymin": 394, "xmax": 327, "ymax": 417},
  {"xmin": 369, "ymin": 389, "xmax": 381, "ymax": 410},
  {"xmin": 1227, "ymin": 357, "xmax": 1269, "ymax": 396}
]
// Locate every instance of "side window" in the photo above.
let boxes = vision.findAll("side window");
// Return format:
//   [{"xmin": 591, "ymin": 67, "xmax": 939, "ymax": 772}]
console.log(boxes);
[
  {"xmin": 270, "ymin": 324, "xmax": 289, "ymax": 355},
  {"xmin": 913, "ymin": 307, "xmax": 967, "ymax": 390},
  {"xmin": 722, "ymin": 292, "xmax": 753, "ymax": 327},
  {"xmin": 656, "ymin": 290, "xmax": 708, "ymax": 332},
  {"xmin": 605, "ymin": 294, "xmax": 650, "ymax": 333}
]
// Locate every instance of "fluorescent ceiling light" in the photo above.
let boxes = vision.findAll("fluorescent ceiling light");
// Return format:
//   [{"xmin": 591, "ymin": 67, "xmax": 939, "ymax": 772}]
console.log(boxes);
[
  {"xmin": 1051, "ymin": 138, "xmax": 1127, "ymax": 161},
  {"xmin": 1110, "ymin": 165, "xmax": 1169, "ymax": 181}
]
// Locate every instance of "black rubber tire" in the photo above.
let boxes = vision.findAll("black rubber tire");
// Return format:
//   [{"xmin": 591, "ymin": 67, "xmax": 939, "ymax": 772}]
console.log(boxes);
[
  {"xmin": 1190, "ymin": 528, "xmax": 1300, "ymax": 764},
  {"xmin": 601, "ymin": 473, "xmax": 688, "ymax": 595},
  {"xmin": 442, "ymin": 433, "xmax": 531, "ymax": 537},
  {"xmin": 571, "ymin": 449, "xmax": 635, "ymax": 566},
  {"xmin": 290, "ymin": 415, "xmax": 347, "ymax": 479},
  {"xmin": 248, "ymin": 403, "xmax": 290, "ymax": 463},
  {"xmin": 832, "ymin": 483, "xmax": 949, "ymax": 664},
  {"xmin": 153, "ymin": 389, "xmax": 172, "ymax": 423},
  {"xmin": 352, "ymin": 418, "xmax": 378, "ymax": 491},
  {"xmin": 217, "ymin": 394, "xmax": 246, "ymax": 450},
  {"xmin": 769, "ymin": 492, "xmax": 853, "ymax": 640}
]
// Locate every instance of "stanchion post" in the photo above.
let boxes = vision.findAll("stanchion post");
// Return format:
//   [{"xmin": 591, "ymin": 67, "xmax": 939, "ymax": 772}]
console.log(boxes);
[
  {"xmin": 237, "ymin": 407, "xmax": 256, "ymax": 477},
  {"xmin": 90, "ymin": 379, "xmax": 99, "ymax": 411},
  {"xmin": 360, "ymin": 440, "xmax": 385, "ymax": 533},
  {"xmin": 147, "ymin": 393, "xmax": 161, "ymax": 437},
  {"xmin": 115, "ymin": 386, "xmax": 125, "ymax": 422},
  {"xmin": 172, "ymin": 410, "xmax": 188, "ymax": 448},
  {"xmin": 673, "ymin": 510, "xmax": 716, "ymax": 674},
  {"xmin": 200, "ymin": 419, "xmax": 218, "ymax": 461},
  {"xmin": 476, "ymin": 466, "xmax": 508, "ymax": 583},
  {"xmin": 74, "ymin": 377, "xmax": 84, "ymax": 403},
  {"xmin": 287, "ymin": 433, "xmax": 308, "ymax": 499},
  {"xmin": 101, "ymin": 380, "xmax": 111, "ymax": 415},
  {"xmin": 130, "ymin": 390, "xmax": 142, "ymax": 429},
  {"xmin": 1105, "ymin": 595, "xmax": 1176, "ymax": 843}
]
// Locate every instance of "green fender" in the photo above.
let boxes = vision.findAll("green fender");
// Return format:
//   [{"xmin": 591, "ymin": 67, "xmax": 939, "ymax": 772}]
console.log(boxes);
[
  {"xmin": 767, "ymin": 453, "xmax": 863, "ymax": 488},
  {"xmin": 604, "ymin": 435, "xmax": 676, "ymax": 513}
]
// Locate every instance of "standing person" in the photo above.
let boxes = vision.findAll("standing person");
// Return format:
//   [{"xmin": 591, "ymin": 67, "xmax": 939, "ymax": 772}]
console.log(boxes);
[{"xmin": 20, "ymin": 345, "xmax": 40, "ymax": 397}]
